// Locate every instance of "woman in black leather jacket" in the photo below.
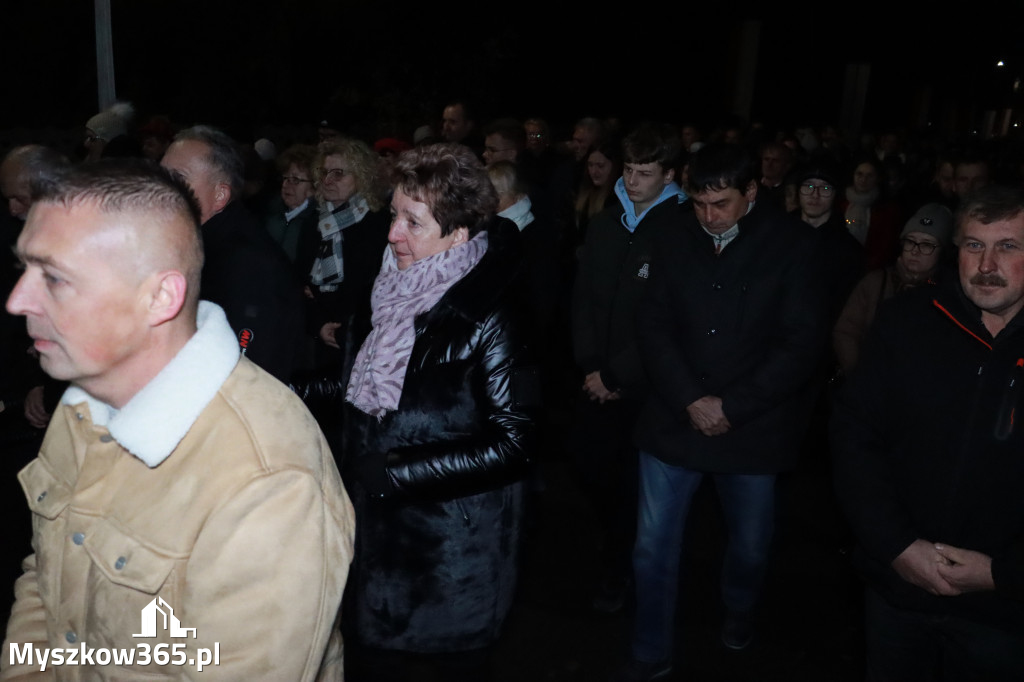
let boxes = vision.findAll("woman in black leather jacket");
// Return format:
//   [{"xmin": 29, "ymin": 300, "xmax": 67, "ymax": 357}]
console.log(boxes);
[{"xmin": 298, "ymin": 143, "xmax": 538, "ymax": 682}]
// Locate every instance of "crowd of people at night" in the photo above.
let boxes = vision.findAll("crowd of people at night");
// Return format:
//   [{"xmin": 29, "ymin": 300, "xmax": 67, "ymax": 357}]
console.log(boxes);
[{"xmin": 2, "ymin": 97, "xmax": 1024, "ymax": 681}]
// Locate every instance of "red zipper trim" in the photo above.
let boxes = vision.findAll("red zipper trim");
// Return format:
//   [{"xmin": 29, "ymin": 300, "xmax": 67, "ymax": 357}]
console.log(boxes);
[{"xmin": 932, "ymin": 299, "xmax": 993, "ymax": 351}]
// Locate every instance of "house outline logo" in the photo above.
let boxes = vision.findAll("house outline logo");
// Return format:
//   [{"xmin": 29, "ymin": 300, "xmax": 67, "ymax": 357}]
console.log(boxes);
[
  {"xmin": 133, "ymin": 597, "xmax": 197, "ymax": 639},
  {"xmin": 637, "ymin": 263, "xmax": 650, "ymax": 279}
]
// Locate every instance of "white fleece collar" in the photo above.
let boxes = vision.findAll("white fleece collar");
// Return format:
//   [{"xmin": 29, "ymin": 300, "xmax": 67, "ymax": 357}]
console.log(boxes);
[{"xmin": 61, "ymin": 301, "xmax": 240, "ymax": 468}]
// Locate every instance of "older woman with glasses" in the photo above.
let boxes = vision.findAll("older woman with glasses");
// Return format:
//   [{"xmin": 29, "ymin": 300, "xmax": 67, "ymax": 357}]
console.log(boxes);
[
  {"xmin": 264, "ymin": 144, "xmax": 319, "ymax": 271},
  {"xmin": 834, "ymin": 203, "xmax": 953, "ymax": 373},
  {"xmin": 304, "ymin": 138, "xmax": 390, "ymax": 356}
]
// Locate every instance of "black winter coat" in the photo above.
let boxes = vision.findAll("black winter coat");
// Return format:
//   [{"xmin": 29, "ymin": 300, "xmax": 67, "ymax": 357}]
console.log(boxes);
[
  {"xmin": 200, "ymin": 200, "xmax": 305, "ymax": 382},
  {"xmin": 339, "ymin": 225, "xmax": 539, "ymax": 653},
  {"xmin": 298, "ymin": 204, "xmax": 390, "ymax": 337},
  {"xmin": 634, "ymin": 200, "xmax": 827, "ymax": 473},
  {"xmin": 572, "ymin": 197, "xmax": 681, "ymax": 399},
  {"xmin": 832, "ymin": 277, "xmax": 1024, "ymax": 631}
]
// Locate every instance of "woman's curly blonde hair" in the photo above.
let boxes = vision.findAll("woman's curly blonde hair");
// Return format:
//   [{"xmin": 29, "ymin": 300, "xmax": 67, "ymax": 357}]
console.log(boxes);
[{"xmin": 313, "ymin": 137, "xmax": 385, "ymax": 211}]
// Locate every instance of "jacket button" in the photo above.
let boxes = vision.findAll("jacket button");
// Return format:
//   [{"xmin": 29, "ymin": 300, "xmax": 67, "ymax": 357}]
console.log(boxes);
[
  {"xmin": 99, "ymin": 434, "xmax": 114, "ymax": 443},
  {"xmin": 114, "ymin": 556, "xmax": 127, "ymax": 570},
  {"xmin": 65, "ymin": 631, "xmax": 77, "ymax": 644},
  {"xmin": 708, "ymin": 329, "xmax": 718, "ymax": 336},
  {"xmin": 76, "ymin": 413, "xmax": 84, "ymax": 421},
  {"xmin": 72, "ymin": 532, "xmax": 85, "ymax": 545},
  {"xmin": 36, "ymin": 491, "xmax": 47, "ymax": 502},
  {"xmin": 712, "ymin": 283, "xmax": 722, "ymax": 290}
]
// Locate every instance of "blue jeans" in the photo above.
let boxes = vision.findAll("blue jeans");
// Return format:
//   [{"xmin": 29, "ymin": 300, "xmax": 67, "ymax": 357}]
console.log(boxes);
[{"xmin": 630, "ymin": 451, "xmax": 776, "ymax": 663}]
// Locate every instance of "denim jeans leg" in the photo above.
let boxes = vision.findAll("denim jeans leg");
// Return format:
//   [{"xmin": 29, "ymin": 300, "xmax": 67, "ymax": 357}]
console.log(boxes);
[
  {"xmin": 714, "ymin": 473, "xmax": 776, "ymax": 614},
  {"xmin": 631, "ymin": 452, "xmax": 703, "ymax": 663}
]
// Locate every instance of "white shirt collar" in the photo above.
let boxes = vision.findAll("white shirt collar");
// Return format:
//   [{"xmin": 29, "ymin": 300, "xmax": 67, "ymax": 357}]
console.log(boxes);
[{"xmin": 284, "ymin": 198, "xmax": 310, "ymax": 222}]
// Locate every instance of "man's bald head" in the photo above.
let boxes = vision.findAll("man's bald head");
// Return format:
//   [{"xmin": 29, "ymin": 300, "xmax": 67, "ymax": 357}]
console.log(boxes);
[{"xmin": 31, "ymin": 159, "xmax": 205, "ymax": 315}]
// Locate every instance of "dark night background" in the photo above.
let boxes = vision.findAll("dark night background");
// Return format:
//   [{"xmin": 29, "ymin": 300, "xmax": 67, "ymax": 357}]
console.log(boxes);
[{"xmin": 3, "ymin": 2, "xmax": 1024, "ymax": 144}]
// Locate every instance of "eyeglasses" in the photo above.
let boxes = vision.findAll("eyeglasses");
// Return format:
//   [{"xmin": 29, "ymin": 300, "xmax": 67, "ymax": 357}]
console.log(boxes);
[
  {"xmin": 901, "ymin": 238, "xmax": 939, "ymax": 255},
  {"xmin": 320, "ymin": 168, "xmax": 347, "ymax": 181},
  {"xmin": 798, "ymin": 183, "xmax": 834, "ymax": 198},
  {"xmin": 282, "ymin": 175, "xmax": 311, "ymax": 185}
]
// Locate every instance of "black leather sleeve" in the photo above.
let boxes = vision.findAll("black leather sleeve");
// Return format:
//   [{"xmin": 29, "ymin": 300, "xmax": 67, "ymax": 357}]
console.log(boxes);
[{"xmin": 384, "ymin": 307, "xmax": 538, "ymax": 501}]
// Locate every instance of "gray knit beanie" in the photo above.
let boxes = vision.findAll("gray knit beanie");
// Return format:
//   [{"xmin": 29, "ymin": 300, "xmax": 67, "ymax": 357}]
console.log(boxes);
[{"xmin": 900, "ymin": 203, "xmax": 953, "ymax": 247}]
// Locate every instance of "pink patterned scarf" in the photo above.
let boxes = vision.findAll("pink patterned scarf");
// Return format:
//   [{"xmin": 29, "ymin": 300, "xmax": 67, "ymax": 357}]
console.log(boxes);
[{"xmin": 345, "ymin": 231, "xmax": 488, "ymax": 417}]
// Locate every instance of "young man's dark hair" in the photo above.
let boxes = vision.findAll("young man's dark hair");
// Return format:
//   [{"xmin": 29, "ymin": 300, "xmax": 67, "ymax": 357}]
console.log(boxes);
[{"xmin": 622, "ymin": 122, "xmax": 681, "ymax": 171}]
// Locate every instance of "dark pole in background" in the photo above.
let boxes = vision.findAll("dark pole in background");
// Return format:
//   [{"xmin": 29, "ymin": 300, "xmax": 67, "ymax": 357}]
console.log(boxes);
[{"xmin": 95, "ymin": 0, "xmax": 115, "ymax": 110}]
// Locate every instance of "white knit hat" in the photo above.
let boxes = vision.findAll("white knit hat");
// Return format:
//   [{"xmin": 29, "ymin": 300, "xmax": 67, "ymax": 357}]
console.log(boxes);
[{"xmin": 86, "ymin": 102, "xmax": 135, "ymax": 141}]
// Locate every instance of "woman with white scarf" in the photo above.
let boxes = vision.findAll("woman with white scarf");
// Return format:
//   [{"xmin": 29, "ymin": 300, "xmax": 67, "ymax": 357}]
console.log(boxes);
[
  {"xmin": 305, "ymin": 138, "xmax": 390, "ymax": 355},
  {"xmin": 838, "ymin": 156, "xmax": 904, "ymax": 271},
  {"xmin": 338, "ymin": 144, "xmax": 538, "ymax": 682}
]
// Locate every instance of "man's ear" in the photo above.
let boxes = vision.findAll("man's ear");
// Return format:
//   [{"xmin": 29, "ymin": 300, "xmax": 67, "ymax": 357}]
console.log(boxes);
[
  {"xmin": 212, "ymin": 182, "xmax": 232, "ymax": 214},
  {"xmin": 147, "ymin": 271, "xmax": 188, "ymax": 326},
  {"xmin": 663, "ymin": 167, "xmax": 676, "ymax": 186},
  {"xmin": 744, "ymin": 180, "xmax": 759, "ymax": 202}
]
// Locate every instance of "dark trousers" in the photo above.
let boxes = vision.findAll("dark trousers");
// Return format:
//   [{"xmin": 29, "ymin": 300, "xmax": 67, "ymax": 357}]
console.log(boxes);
[
  {"xmin": 346, "ymin": 643, "xmax": 493, "ymax": 682},
  {"xmin": 570, "ymin": 396, "xmax": 639, "ymax": 583},
  {"xmin": 865, "ymin": 587, "xmax": 1024, "ymax": 682}
]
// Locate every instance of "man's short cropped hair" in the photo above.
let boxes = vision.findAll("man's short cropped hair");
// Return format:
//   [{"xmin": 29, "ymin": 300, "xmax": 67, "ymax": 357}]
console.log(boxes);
[
  {"xmin": 524, "ymin": 117, "xmax": 550, "ymax": 138},
  {"xmin": 32, "ymin": 158, "xmax": 199, "ymax": 225},
  {"xmin": 575, "ymin": 117, "xmax": 604, "ymax": 137},
  {"xmin": 954, "ymin": 185, "xmax": 1024, "ymax": 244},
  {"xmin": 686, "ymin": 142, "xmax": 756, "ymax": 194},
  {"xmin": 32, "ymin": 158, "xmax": 204, "ymax": 304},
  {"xmin": 483, "ymin": 118, "xmax": 526, "ymax": 155},
  {"xmin": 2, "ymin": 144, "xmax": 71, "ymax": 182},
  {"xmin": 622, "ymin": 122, "xmax": 681, "ymax": 172},
  {"xmin": 445, "ymin": 100, "xmax": 476, "ymax": 122},
  {"xmin": 391, "ymin": 143, "xmax": 497, "ymax": 238},
  {"xmin": 173, "ymin": 125, "xmax": 245, "ymax": 199}
]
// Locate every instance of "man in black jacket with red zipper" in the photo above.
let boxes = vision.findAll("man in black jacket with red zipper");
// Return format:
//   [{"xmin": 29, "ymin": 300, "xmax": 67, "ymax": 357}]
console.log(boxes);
[{"xmin": 832, "ymin": 185, "xmax": 1024, "ymax": 680}]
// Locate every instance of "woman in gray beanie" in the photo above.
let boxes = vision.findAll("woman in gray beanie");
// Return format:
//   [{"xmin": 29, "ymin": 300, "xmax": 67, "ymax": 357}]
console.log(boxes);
[{"xmin": 834, "ymin": 203, "xmax": 953, "ymax": 372}]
